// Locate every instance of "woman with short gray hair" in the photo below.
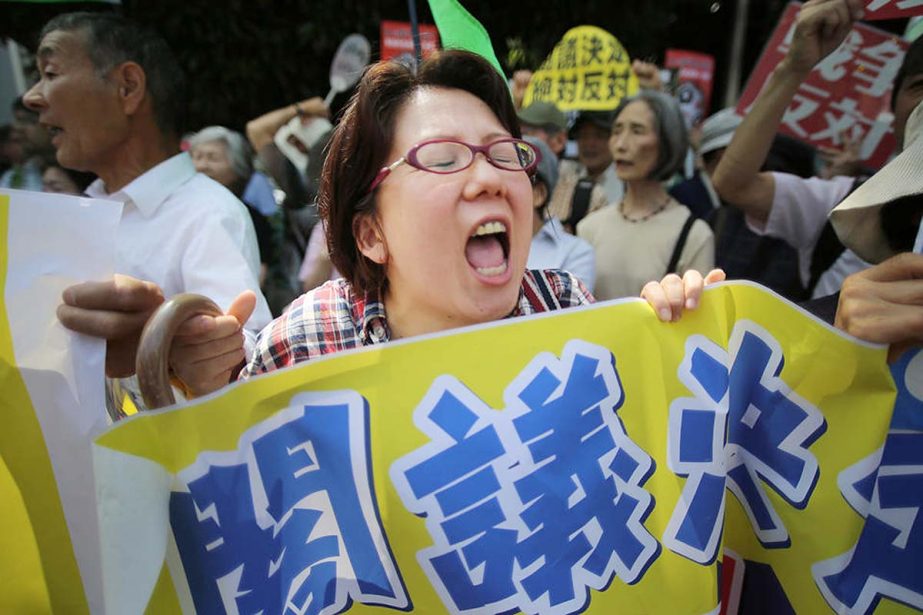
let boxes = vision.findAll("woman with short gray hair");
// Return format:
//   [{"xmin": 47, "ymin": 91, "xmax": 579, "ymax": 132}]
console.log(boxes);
[{"xmin": 577, "ymin": 91, "xmax": 714, "ymax": 301}]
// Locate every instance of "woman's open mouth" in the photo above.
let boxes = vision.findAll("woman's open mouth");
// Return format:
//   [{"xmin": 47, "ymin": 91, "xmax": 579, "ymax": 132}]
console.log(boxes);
[{"xmin": 465, "ymin": 220, "xmax": 510, "ymax": 277}]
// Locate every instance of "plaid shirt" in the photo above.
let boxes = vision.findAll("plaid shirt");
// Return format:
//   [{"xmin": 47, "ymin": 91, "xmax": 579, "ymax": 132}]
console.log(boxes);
[{"xmin": 240, "ymin": 269, "xmax": 594, "ymax": 378}]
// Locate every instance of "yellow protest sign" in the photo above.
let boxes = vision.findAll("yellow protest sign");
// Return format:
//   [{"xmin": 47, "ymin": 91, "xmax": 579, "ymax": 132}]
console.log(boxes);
[
  {"xmin": 523, "ymin": 25, "xmax": 640, "ymax": 111},
  {"xmin": 90, "ymin": 285, "xmax": 898, "ymax": 614}
]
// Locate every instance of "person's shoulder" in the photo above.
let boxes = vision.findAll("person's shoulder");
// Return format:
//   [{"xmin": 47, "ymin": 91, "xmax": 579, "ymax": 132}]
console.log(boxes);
[
  {"xmin": 171, "ymin": 174, "xmax": 251, "ymax": 220},
  {"xmin": 297, "ymin": 278, "xmax": 359, "ymax": 319},
  {"xmin": 255, "ymin": 279, "xmax": 359, "ymax": 359},
  {"xmin": 576, "ymin": 203, "xmax": 618, "ymax": 239},
  {"xmin": 689, "ymin": 216, "xmax": 715, "ymax": 241},
  {"xmin": 181, "ymin": 173, "xmax": 241, "ymax": 204}
]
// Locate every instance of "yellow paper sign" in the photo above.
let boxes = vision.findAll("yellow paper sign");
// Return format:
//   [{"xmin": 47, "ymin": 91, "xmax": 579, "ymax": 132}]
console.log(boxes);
[{"xmin": 523, "ymin": 25, "xmax": 640, "ymax": 111}]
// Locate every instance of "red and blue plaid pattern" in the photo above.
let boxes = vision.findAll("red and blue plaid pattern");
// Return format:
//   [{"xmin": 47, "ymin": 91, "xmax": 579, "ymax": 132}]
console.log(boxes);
[{"xmin": 240, "ymin": 269, "xmax": 593, "ymax": 378}]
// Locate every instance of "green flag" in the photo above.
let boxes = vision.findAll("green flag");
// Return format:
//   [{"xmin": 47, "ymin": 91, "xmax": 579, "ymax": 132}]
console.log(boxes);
[{"xmin": 426, "ymin": 0, "xmax": 503, "ymax": 76}]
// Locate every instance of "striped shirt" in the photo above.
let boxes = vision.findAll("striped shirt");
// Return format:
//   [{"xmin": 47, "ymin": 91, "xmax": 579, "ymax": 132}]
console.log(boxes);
[{"xmin": 240, "ymin": 269, "xmax": 593, "ymax": 378}]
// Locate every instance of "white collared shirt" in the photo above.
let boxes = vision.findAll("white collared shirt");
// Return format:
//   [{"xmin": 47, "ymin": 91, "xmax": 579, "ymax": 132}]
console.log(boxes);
[
  {"xmin": 86, "ymin": 152, "xmax": 272, "ymax": 332},
  {"xmin": 528, "ymin": 218, "xmax": 596, "ymax": 293}
]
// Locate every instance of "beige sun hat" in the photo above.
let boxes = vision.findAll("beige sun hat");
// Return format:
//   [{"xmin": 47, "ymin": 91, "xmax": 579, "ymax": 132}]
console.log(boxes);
[{"xmin": 829, "ymin": 100, "xmax": 923, "ymax": 264}]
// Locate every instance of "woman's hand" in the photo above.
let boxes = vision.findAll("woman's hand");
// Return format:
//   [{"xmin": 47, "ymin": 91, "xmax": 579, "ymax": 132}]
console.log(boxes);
[
  {"xmin": 169, "ymin": 291, "xmax": 256, "ymax": 397},
  {"xmin": 641, "ymin": 269, "xmax": 726, "ymax": 322}
]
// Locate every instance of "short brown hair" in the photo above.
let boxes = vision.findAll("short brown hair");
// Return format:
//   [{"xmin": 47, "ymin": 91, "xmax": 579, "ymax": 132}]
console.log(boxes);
[{"xmin": 320, "ymin": 49, "xmax": 520, "ymax": 294}]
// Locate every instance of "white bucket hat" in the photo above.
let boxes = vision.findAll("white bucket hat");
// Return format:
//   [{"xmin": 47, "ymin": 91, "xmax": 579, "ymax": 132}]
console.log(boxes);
[{"xmin": 829, "ymin": 100, "xmax": 923, "ymax": 264}]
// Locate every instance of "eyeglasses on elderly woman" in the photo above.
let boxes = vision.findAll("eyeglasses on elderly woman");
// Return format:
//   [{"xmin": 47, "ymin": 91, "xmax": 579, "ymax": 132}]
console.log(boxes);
[{"xmin": 368, "ymin": 137, "xmax": 541, "ymax": 193}]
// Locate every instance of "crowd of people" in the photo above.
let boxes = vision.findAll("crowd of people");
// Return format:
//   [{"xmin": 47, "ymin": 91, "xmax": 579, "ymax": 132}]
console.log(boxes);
[{"xmin": 4, "ymin": 0, "xmax": 923, "ymax": 411}]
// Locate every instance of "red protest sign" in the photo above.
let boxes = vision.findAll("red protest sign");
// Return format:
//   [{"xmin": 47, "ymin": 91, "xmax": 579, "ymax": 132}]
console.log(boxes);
[
  {"xmin": 380, "ymin": 20, "xmax": 440, "ymax": 62},
  {"xmin": 665, "ymin": 49, "xmax": 715, "ymax": 126},
  {"xmin": 738, "ymin": 2, "xmax": 908, "ymax": 169},
  {"xmin": 864, "ymin": 0, "xmax": 923, "ymax": 20}
]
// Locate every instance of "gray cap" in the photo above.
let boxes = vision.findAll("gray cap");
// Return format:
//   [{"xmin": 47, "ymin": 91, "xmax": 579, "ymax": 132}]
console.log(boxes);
[
  {"xmin": 518, "ymin": 101, "xmax": 567, "ymax": 132},
  {"xmin": 569, "ymin": 109, "xmax": 615, "ymax": 138},
  {"xmin": 699, "ymin": 108, "xmax": 742, "ymax": 156},
  {"xmin": 524, "ymin": 135, "xmax": 558, "ymax": 195}
]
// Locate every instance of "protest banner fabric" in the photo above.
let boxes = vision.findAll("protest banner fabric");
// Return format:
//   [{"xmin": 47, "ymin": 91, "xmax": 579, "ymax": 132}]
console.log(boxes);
[
  {"xmin": 738, "ymin": 2, "xmax": 908, "ymax": 169},
  {"xmin": 864, "ymin": 0, "xmax": 923, "ymax": 20},
  {"xmin": 523, "ymin": 26, "xmax": 640, "ymax": 112},
  {"xmin": 90, "ymin": 283, "xmax": 901, "ymax": 614}
]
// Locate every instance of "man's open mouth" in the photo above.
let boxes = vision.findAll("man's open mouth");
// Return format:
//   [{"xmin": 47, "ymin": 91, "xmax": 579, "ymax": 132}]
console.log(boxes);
[{"xmin": 465, "ymin": 220, "xmax": 510, "ymax": 277}]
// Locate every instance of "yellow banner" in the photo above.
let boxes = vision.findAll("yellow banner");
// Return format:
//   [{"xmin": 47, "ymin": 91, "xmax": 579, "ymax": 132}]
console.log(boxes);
[
  {"xmin": 91, "ymin": 285, "xmax": 897, "ymax": 614},
  {"xmin": 523, "ymin": 25, "xmax": 640, "ymax": 111}
]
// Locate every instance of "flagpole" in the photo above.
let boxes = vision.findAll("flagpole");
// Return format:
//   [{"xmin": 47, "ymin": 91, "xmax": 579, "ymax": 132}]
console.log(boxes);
[
  {"xmin": 724, "ymin": 0, "xmax": 750, "ymax": 107},
  {"xmin": 407, "ymin": 0, "xmax": 423, "ymax": 68}
]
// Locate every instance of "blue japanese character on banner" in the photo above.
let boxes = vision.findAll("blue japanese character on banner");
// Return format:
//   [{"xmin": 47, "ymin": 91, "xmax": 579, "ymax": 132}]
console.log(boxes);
[
  {"xmin": 813, "ymin": 430, "xmax": 923, "ymax": 614},
  {"xmin": 890, "ymin": 348, "xmax": 923, "ymax": 431},
  {"xmin": 170, "ymin": 392, "xmax": 409, "ymax": 615},
  {"xmin": 391, "ymin": 341, "xmax": 658, "ymax": 615},
  {"xmin": 663, "ymin": 321, "xmax": 827, "ymax": 564}
]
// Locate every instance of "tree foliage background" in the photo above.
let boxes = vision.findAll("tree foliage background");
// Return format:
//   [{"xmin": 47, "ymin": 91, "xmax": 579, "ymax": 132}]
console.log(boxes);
[{"xmin": 0, "ymin": 0, "xmax": 909, "ymax": 133}]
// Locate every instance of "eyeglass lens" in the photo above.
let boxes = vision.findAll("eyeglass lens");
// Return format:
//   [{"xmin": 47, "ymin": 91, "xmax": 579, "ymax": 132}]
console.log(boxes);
[{"xmin": 414, "ymin": 140, "xmax": 535, "ymax": 173}]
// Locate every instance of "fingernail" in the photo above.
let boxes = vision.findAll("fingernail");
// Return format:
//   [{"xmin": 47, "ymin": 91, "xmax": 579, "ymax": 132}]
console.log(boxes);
[
  {"xmin": 659, "ymin": 308, "xmax": 671, "ymax": 321},
  {"xmin": 686, "ymin": 298, "xmax": 697, "ymax": 310},
  {"xmin": 62, "ymin": 288, "xmax": 74, "ymax": 303}
]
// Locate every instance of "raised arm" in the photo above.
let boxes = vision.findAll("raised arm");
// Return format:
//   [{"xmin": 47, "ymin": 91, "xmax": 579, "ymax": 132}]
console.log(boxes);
[
  {"xmin": 245, "ymin": 96, "xmax": 328, "ymax": 153},
  {"xmin": 712, "ymin": 0, "xmax": 864, "ymax": 222}
]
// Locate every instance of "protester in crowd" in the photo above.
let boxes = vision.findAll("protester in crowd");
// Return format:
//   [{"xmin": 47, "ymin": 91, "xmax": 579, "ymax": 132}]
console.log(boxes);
[
  {"xmin": 577, "ymin": 90, "xmax": 714, "ymax": 301},
  {"xmin": 816, "ymin": 129, "xmax": 865, "ymax": 180},
  {"xmin": 669, "ymin": 108, "xmax": 806, "ymax": 300},
  {"xmin": 519, "ymin": 101, "xmax": 610, "ymax": 234},
  {"xmin": 246, "ymin": 96, "xmax": 331, "ymax": 202},
  {"xmin": 631, "ymin": 59, "xmax": 664, "ymax": 92},
  {"xmin": 0, "ymin": 98, "xmax": 46, "ymax": 190},
  {"xmin": 825, "ymin": 99, "xmax": 923, "ymax": 358},
  {"xmin": 41, "ymin": 160, "xmax": 95, "ymax": 194},
  {"xmin": 510, "ymin": 69, "xmax": 533, "ymax": 110},
  {"xmin": 548, "ymin": 110, "xmax": 623, "ymax": 232},
  {"xmin": 517, "ymin": 101, "xmax": 568, "ymax": 157},
  {"xmin": 246, "ymin": 97, "xmax": 333, "ymax": 309},
  {"xmin": 164, "ymin": 50, "xmax": 723, "ymax": 394},
  {"xmin": 23, "ymin": 12, "xmax": 271, "ymax": 411},
  {"xmin": 525, "ymin": 136, "xmax": 595, "ymax": 292},
  {"xmin": 712, "ymin": 0, "xmax": 923, "ymax": 300},
  {"xmin": 188, "ymin": 126, "xmax": 276, "ymax": 286}
]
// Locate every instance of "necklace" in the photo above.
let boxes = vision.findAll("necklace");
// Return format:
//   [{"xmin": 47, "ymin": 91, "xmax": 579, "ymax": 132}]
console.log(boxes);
[{"xmin": 618, "ymin": 195, "xmax": 672, "ymax": 223}]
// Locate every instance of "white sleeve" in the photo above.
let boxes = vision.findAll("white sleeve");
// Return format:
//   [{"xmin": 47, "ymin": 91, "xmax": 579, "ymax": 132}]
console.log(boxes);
[
  {"xmin": 746, "ymin": 173, "xmax": 854, "ymax": 250},
  {"xmin": 179, "ymin": 200, "xmax": 273, "ymax": 333}
]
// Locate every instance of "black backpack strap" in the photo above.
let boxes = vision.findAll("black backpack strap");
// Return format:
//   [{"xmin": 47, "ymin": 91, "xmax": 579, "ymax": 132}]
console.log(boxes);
[
  {"xmin": 807, "ymin": 220, "xmax": 846, "ymax": 294},
  {"xmin": 565, "ymin": 178, "xmax": 596, "ymax": 230},
  {"xmin": 666, "ymin": 214, "xmax": 696, "ymax": 277}
]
